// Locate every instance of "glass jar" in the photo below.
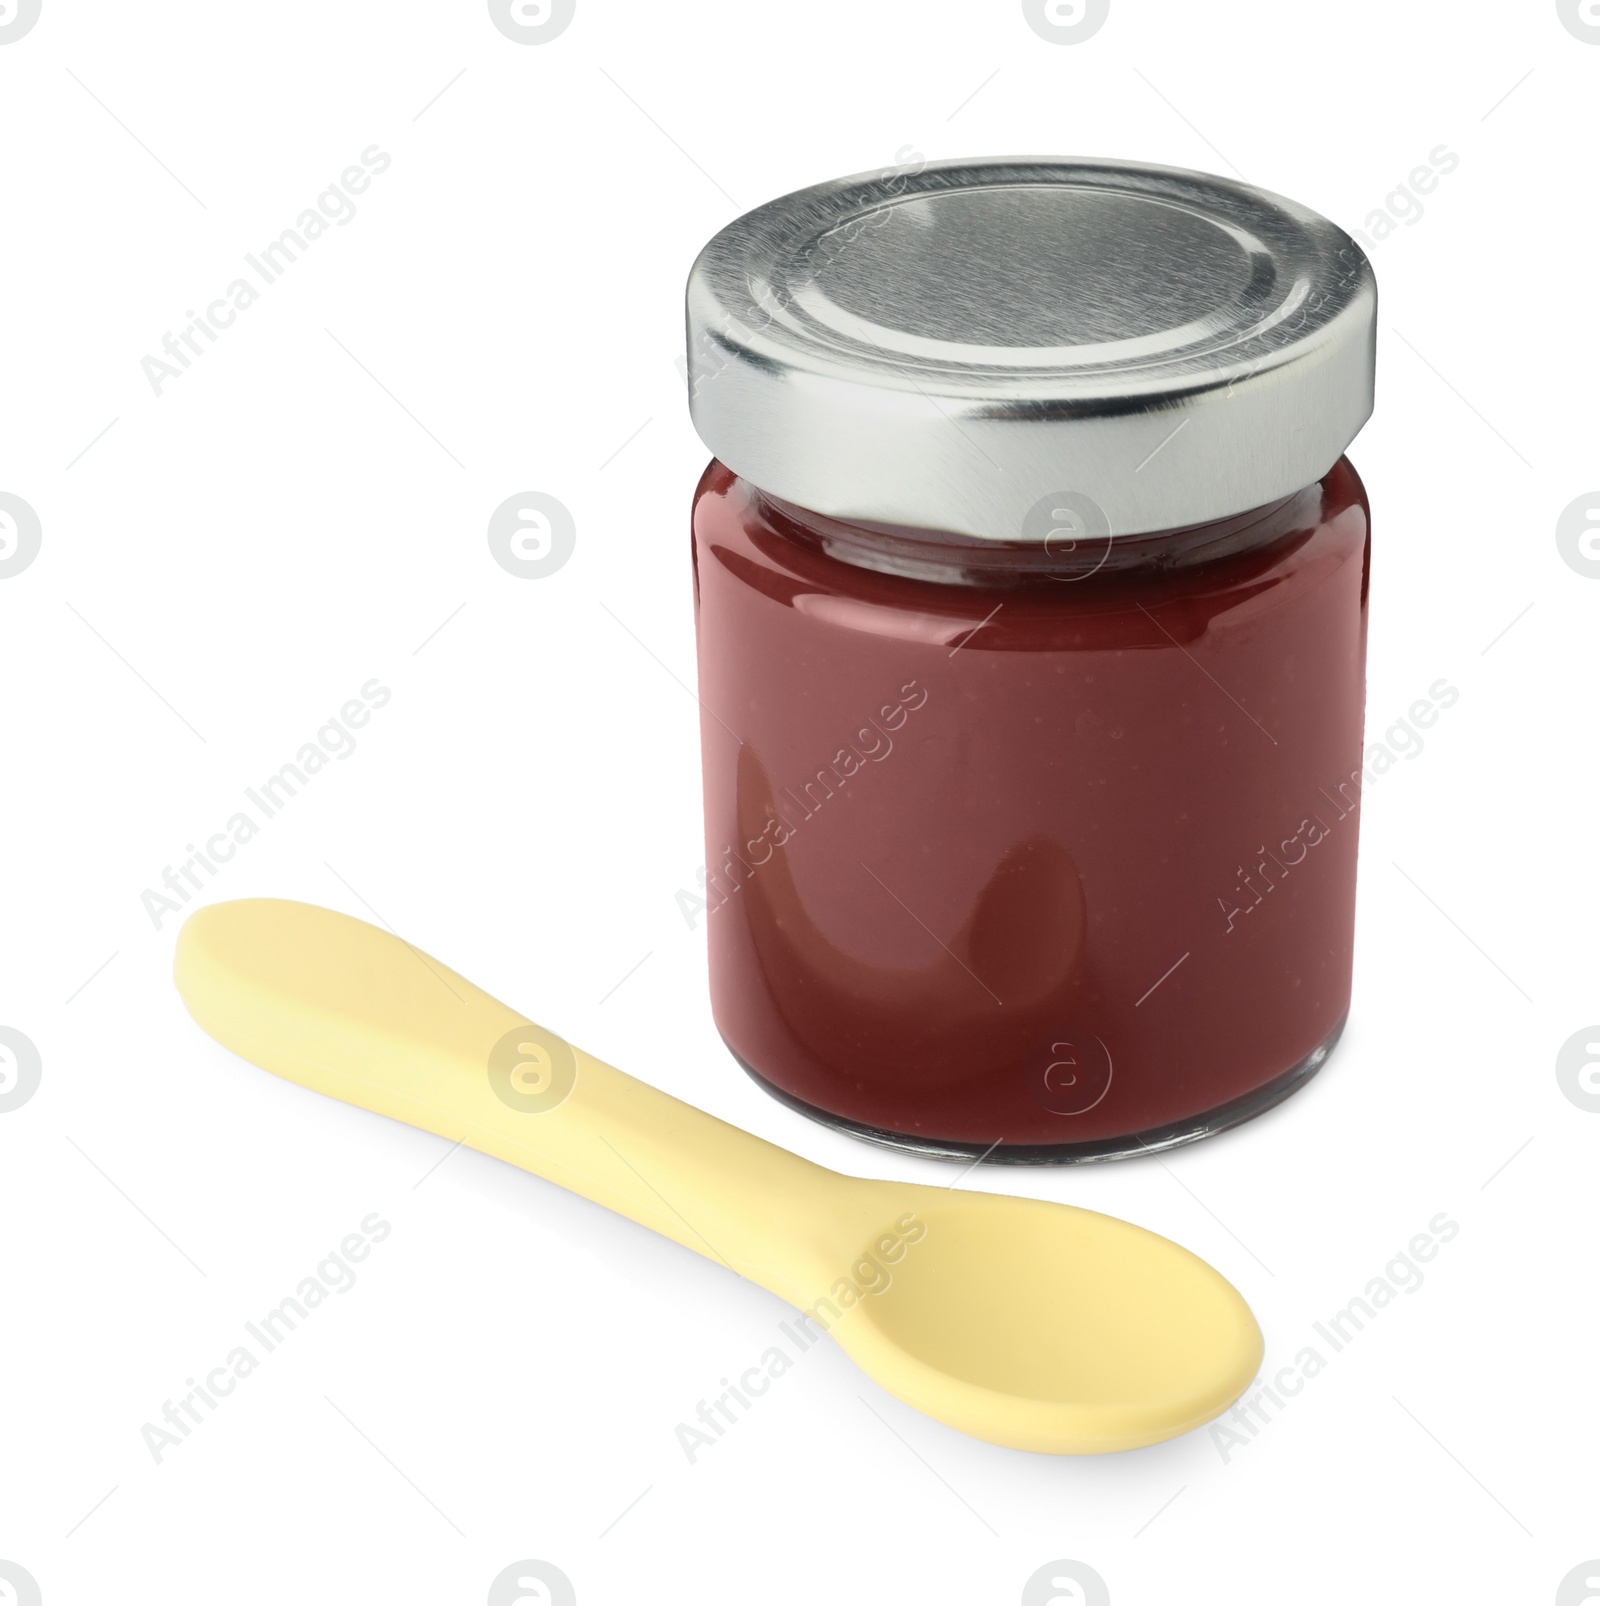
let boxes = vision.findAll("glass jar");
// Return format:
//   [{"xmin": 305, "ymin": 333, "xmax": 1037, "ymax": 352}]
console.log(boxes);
[{"xmin": 685, "ymin": 157, "xmax": 1376, "ymax": 1163}]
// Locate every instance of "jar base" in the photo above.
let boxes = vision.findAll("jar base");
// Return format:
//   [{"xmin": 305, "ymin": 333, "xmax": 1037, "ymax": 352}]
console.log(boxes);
[{"xmin": 729, "ymin": 1015, "xmax": 1346, "ymax": 1166}]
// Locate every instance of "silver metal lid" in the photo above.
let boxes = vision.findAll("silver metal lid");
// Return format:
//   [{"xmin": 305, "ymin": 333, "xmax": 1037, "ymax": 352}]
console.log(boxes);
[{"xmin": 685, "ymin": 156, "xmax": 1376, "ymax": 541}]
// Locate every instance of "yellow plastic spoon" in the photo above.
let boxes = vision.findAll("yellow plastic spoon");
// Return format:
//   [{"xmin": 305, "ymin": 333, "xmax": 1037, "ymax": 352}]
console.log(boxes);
[{"xmin": 174, "ymin": 898, "xmax": 1262, "ymax": 1455}]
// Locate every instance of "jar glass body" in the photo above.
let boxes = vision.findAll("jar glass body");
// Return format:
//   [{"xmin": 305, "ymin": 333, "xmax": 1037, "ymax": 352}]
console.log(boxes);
[{"xmin": 691, "ymin": 457, "xmax": 1371, "ymax": 1161}]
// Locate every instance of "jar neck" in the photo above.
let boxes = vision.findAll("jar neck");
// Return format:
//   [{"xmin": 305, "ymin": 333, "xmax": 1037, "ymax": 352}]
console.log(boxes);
[{"xmin": 749, "ymin": 478, "xmax": 1327, "ymax": 588}]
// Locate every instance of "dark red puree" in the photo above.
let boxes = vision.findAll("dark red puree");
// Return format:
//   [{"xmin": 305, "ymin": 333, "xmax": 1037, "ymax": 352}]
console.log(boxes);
[{"xmin": 693, "ymin": 458, "xmax": 1370, "ymax": 1157}]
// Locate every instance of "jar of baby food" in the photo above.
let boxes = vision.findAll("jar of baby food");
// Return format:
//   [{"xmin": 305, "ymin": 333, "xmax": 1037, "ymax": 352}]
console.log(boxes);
[{"xmin": 685, "ymin": 157, "xmax": 1376, "ymax": 1162}]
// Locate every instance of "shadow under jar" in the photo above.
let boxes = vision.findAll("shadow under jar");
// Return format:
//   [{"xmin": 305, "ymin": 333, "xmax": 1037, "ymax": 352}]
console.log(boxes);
[{"xmin": 685, "ymin": 157, "xmax": 1377, "ymax": 1163}]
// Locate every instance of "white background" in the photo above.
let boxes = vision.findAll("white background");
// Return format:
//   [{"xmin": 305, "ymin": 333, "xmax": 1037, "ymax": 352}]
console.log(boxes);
[{"xmin": 1, "ymin": 1, "xmax": 1595, "ymax": 1602}]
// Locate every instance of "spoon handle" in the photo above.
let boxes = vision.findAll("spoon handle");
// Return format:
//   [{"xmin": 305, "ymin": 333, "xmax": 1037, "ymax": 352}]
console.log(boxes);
[{"xmin": 175, "ymin": 899, "xmax": 840, "ymax": 1296}]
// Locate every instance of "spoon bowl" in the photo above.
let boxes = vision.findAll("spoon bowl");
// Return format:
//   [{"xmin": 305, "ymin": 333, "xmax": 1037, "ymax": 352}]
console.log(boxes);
[{"xmin": 827, "ymin": 1183, "xmax": 1260, "ymax": 1453}]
